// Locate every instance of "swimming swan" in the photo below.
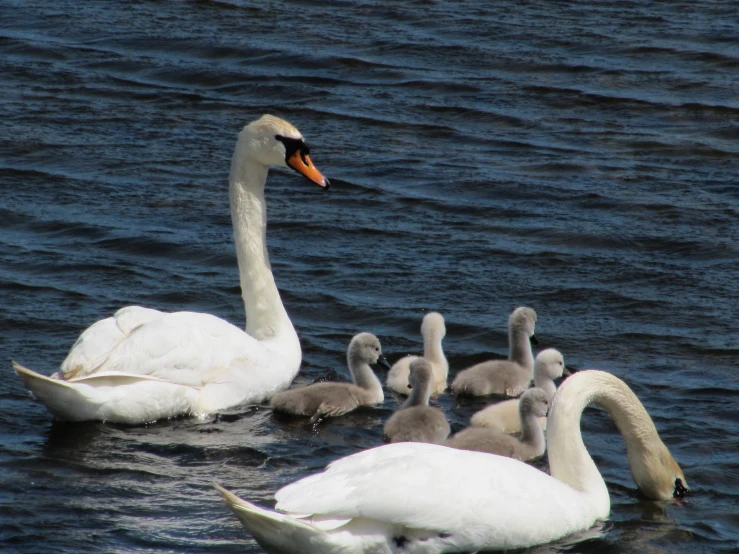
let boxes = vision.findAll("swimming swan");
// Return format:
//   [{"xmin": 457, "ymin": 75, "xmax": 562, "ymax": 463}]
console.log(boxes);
[
  {"xmin": 446, "ymin": 387, "xmax": 549, "ymax": 461},
  {"xmin": 215, "ymin": 370, "xmax": 687, "ymax": 553},
  {"xmin": 383, "ymin": 359, "xmax": 450, "ymax": 444},
  {"xmin": 13, "ymin": 115, "xmax": 329, "ymax": 424},
  {"xmin": 270, "ymin": 333, "xmax": 390, "ymax": 422},
  {"xmin": 470, "ymin": 348, "xmax": 567, "ymax": 433},
  {"xmin": 386, "ymin": 312, "xmax": 448, "ymax": 396},
  {"xmin": 451, "ymin": 306, "xmax": 537, "ymax": 397}
]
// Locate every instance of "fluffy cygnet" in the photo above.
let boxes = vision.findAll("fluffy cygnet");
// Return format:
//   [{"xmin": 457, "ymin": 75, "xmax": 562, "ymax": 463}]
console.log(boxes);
[
  {"xmin": 445, "ymin": 387, "xmax": 550, "ymax": 461},
  {"xmin": 470, "ymin": 348, "xmax": 568, "ymax": 433},
  {"xmin": 451, "ymin": 307, "xmax": 537, "ymax": 397},
  {"xmin": 383, "ymin": 359, "xmax": 451, "ymax": 444},
  {"xmin": 271, "ymin": 333, "xmax": 389, "ymax": 422},
  {"xmin": 386, "ymin": 312, "xmax": 448, "ymax": 396}
]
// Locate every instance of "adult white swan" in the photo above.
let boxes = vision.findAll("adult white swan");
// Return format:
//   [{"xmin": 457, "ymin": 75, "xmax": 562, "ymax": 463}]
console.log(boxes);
[
  {"xmin": 216, "ymin": 370, "xmax": 688, "ymax": 553},
  {"xmin": 13, "ymin": 115, "xmax": 329, "ymax": 425}
]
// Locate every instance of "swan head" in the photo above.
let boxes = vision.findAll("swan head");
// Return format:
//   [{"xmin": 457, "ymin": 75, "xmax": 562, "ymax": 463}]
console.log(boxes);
[
  {"xmin": 535, "ymin": 348, "xmax": 567, "ymax": 380},
  {"xmin": 519, "ymin": 387, "xmax": 550, "ymax": 418},
  {"xmin": 630, "ymin": 441, "xmax": 689, "ymax": 501},
  {"xmin": 408, "ymin": 359, "xmax": 434, "ymax": 392},
  {"xmin": 237, "ymin": 114, "xmax": 329, "ymax": 188},
  {"xmin": 347, "ymin": 332, "xmax": 390, "ymax": 370},
  {"xmin": 509, "ymin": 306, "xmax": 538, "ymax": 342},
  {"xmin": 421, "ymin": 312, "xmax": 446, "ymax": 339}
]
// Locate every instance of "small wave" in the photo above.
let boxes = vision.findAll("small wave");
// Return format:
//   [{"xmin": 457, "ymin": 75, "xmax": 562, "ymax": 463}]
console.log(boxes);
[
  {"xmin": 0, "ymin": 35, "xmax": 68, "ymax": 61},
  {"xmin": 624, "ymin": 45, "xmax": 739, "ymax": 69}
]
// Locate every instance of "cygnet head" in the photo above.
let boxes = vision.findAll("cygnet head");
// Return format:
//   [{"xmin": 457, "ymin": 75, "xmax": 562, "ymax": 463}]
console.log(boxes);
[
  {"xmin": 408, "ymin": 359, "xmax": 434, "ymax": 392},
  {"xmin": 509, "ymin": 306, "xmax": 537, "ymax": 341},
  {"xmin": 236, "ymin": 114, "xmax": 329, "ymax": 188},
  {"xmin": 421, "ymin": 312, "xmax": 446, "ymax": 339},
  {"xmin": 347, "ymin": 332, "xmax": 390, "ymax": 369},
  {"xmin": 519, "ymin": 387, "xmax": 549, "ymax": 418},
  {"xmin": 536, "ymin": 348, "xmax": 567, "ymax": 380}
]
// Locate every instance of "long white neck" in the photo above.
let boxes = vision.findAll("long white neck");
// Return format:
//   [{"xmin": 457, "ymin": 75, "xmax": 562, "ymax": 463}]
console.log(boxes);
[
  {"xmin": 229, "ymin": 155, "xmax": 299, "ymax": 357},
  {"xmin": 546, "ymin": 372, "xmax": 612, "ymax": 517},
  {"xmin": 547, "ymin": 370, "xmax": 681, "ymax": 515}
]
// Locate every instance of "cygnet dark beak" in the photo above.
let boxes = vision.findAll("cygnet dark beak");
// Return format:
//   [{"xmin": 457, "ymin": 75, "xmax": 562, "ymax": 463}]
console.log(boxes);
[
  {"xmin": 562, "ymin": 365, "xmax": 578, "ymax": 377},
  {"xmin": 375, "ymin": 355, "xmax": 391, "ymax": 370},
  {"xmin": 529, "ymin": 334, "xmax": 539, "ymax": 346}
]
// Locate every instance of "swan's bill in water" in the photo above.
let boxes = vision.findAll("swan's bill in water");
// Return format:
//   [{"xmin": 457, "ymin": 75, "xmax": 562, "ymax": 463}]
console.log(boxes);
[{"xmin": 216, "ymin": 370, "xmax": 687, "ymax": 553}]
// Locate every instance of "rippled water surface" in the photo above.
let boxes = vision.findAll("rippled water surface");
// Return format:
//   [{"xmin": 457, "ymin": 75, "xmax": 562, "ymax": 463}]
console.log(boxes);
[{"xmin": 1, "ymin": 1, "xmax": 738, "ymax": 552}]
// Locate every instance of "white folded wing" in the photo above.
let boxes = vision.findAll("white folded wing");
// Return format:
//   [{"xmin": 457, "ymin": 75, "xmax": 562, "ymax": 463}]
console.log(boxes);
[{"xmin": 275, "ymin": 442, "xmax": 597, "ymax": 550}]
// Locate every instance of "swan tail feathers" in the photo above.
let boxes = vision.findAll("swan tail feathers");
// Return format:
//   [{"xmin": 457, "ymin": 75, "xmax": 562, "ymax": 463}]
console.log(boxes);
[
  {"xmin": 13, "ymin": 361, "xmax": 197, "ymax": 424},
  {"xmin": 14, "ymin": 361, "xmax": 77, "ymax": 395},
  {"xmin": 14, "ymin": 361, "xmax": 96, "ymax": 421},
  {"xmin": 14, "ymin": 361, "xmax": 69, "ymax": 388},
  {"xmin": 214, "ymin": 484, "xmax": 329, "ymax": 554},
  {"xmin": 13, "ymin": 361, "xmax": 107, "ymax": 421}
]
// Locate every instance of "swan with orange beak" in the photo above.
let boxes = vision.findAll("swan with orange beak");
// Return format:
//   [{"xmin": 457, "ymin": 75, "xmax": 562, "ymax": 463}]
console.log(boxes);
[{"xmin": 14, "ymin": 114, "xmax": 330, "ymax": 424}]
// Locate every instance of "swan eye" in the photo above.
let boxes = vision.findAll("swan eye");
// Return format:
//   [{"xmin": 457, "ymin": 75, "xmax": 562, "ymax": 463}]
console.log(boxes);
[
  {"xmin": 673, "ymin": 478, "xmax": 688, "ymax": 498},
  {"xmin": 275, "ymin": 135, "xmax": 309, "ymax": 160}
]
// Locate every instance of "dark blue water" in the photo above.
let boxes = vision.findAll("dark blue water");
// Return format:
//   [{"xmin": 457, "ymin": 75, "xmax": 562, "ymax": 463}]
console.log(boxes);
[{"xmin": 1, "ymin": 0, "xmax": 738, "ymax": 552}]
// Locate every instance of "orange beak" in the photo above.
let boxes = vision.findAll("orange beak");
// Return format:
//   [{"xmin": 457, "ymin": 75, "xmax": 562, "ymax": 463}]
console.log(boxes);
[{"xmin": 287, "ymin": 151, "xmax": 330, "ymax": 189}]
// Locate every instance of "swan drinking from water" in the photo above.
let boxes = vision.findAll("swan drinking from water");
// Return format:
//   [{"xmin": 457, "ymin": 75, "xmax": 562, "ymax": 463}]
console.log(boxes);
[
  {"xmin": 13, "ymin": 115, "xmax": 329, "ymax": 425},
  {"xmin": 216, "ymin": 370, "xmax": 687, "ymax": 553}
]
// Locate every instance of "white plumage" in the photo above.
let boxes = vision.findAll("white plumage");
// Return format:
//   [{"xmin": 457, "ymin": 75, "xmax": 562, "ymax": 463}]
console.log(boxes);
[
  {"xmin": 217, "ymin": 370, "xmax": 687, "ymax": 553},
  {"xmin": 14, "ymin": 115, "xmax": 329, "ymax": 424}
]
